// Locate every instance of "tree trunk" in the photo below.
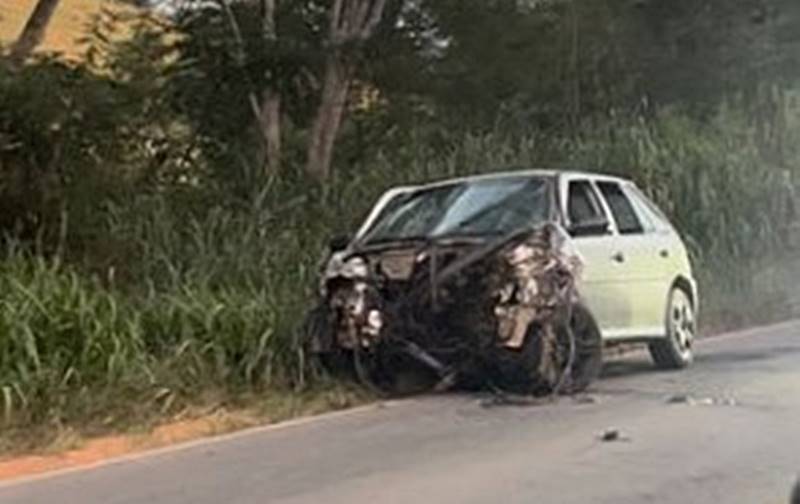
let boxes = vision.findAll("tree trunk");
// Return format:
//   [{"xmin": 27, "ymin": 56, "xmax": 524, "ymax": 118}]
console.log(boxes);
[
  {"xmin": 259, "ymin": 0, "xmax": 281, "ymax": 174},
  {"xmin": 260, "ymin": 89, "xmax": 282, "ymax": 173},
  {"xmin": 304, "ymin": 0, "xmax": 388, "ymax": 182},
  {"xmin": 10, "ymin": 0, "xmax": 63, "ymax": 64},
  {"xmin": 305, "ymin": 54, "xmax": 352, "ymax": 182},
  {"xmin": 260, "ymin": 0, "xmax": 281, "ymax": 174},
  {"xmin": 221, "ymin": 0, "xmax": 282, "ymax": 175}
]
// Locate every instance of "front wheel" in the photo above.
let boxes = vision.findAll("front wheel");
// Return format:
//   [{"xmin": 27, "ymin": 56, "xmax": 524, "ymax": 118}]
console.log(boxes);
[
  {"xmin": 649, "ymin": 287, "xmax": 696, "ymax": 369},
  {"xmin": 491, "ymin": 303, "xmax": 603, "ymax": 395},
  {"xmin": 560, "ymin": 303, "xmax": 603, "ymax": 393}
]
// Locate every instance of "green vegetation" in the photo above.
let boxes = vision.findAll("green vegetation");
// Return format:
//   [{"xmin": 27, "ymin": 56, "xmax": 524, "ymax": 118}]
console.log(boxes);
[{"xmin": 1, "ymin": 0, "xmax": 800, "ymax": 452}]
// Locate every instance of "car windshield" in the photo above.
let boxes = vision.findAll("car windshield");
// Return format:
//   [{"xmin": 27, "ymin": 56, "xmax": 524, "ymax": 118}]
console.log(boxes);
[{"xmin": 361, "ymin": 176, "xmax": 552, "ymax": 244}]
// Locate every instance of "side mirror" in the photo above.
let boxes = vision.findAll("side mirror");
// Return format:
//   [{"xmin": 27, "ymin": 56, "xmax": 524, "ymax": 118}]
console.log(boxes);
[
  {"xmin": 568, "ymin": 217, "xmax": 610, "ymax": 237},
  {"xmin": 328, "ymin": 234, "xmax": 352, "ymax": 252}
]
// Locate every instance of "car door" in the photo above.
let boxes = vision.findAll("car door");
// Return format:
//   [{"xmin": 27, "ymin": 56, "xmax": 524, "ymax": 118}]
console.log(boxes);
[
  {"xmin": 624, "ymin": 183, "xmax": 695, "ymax": 319},
  {"xmin": 563, "ymin": 178, "xmax": 628, "ymax": 336},
  {"xmin": 595, "ymin": 180, "xmax": 670, "ymax": 337}
]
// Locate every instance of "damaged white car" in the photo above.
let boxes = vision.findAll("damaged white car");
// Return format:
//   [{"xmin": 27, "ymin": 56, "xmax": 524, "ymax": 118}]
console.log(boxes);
[{"xmin": 303, "ymin": 171, "xmax": 698, "ymax": 395}]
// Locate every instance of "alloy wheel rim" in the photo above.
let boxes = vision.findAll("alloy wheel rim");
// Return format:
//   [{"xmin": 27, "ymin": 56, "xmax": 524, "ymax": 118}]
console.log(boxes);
[{"xmin": 671, "ymin": 290, "xmax": 695, "ymax": 354}]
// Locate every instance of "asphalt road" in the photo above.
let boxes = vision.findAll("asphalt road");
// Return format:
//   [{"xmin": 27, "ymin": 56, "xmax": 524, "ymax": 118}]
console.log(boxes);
[{"xmin": 3, "ymin": 322, "xmax": 800, "ymax": 504}]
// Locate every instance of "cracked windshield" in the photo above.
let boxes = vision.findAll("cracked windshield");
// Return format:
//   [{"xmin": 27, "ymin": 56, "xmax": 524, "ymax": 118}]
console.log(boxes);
[{"xmin": 362, "ymin": 177, "xmax": 551, "ymax": 243}]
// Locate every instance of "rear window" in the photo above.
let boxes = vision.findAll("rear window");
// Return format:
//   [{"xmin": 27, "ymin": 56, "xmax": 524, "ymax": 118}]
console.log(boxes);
[
  {"xmin": 624, "ymin": 184, "xmax": 673, "ymax": 231},
  {"xmin": 596, "ymin": 181, "xmax": 644, "ymax": 235}
]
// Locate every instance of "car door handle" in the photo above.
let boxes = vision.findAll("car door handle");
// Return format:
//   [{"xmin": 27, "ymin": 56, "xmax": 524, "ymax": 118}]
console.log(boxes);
[{"xmin": 611, "ymin": 251, "xmax": 625, "ymax": 263}]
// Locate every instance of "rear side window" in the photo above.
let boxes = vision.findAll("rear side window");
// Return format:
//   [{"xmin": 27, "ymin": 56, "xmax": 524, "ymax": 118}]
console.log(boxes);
[
  {"xmin": 625, "ymin": 184, "xmax": 672, "ymax": 231},
  {"xmin": 567, "ymin": 180, "xmax": 604, "ymax": 224},
  {"xmin": 597, "ymin": 181, "xmax": 644, "ymax": 235}
]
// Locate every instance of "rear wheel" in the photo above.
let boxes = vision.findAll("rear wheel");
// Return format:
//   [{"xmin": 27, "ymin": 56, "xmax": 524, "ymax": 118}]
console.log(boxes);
[{"xmin": 649, "ymin": 287, "xmax": 695, "ymax": 369}]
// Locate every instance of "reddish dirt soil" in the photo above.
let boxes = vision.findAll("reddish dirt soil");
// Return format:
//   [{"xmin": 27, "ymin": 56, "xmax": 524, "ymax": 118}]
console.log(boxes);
[{"xmin": 0, "ymin": 416, "xmax": 230, "ymax": 482}]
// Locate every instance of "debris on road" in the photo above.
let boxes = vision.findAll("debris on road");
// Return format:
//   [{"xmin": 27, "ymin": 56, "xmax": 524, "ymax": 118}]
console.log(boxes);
[
  {"xmin": 599, "ymin": 428, "xmax": 627, "ymax": 442},
  {"xmin": 572, "ymin": 395, "xmax": 599, "ymax": 405},
  {"xmin": 479, "ymin": 391, "xmax": 554, "ymax": 409},
  {"xmin": 666, "ymin": 394, "xmax": 737, "ymax": 407}
]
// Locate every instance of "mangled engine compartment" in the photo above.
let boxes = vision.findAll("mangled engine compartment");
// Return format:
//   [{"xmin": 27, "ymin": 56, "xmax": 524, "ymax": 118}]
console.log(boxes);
[{"xmin": 305, "ymin": 224, "xmax": 602, "ymax": 396}]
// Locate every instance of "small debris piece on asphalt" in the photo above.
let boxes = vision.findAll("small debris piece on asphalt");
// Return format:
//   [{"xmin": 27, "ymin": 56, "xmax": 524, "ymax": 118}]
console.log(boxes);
[
  {"xmin": 666, "ymin": 394, "xmax": 737, "ymax": 407},
  {"xmin": 573, "ymin": 395, "xmax": 598, "ymax": 405},
  {"xmin": 480, "ymin": 392, "xmax": 553, "ymax": 409},
  {"xmin": 666, "ymin": 394, "xmax": 692, "ymax": 404},
  {"xmin": 600, "ymin": 428, "xmax": 621, "ymax": 442}
]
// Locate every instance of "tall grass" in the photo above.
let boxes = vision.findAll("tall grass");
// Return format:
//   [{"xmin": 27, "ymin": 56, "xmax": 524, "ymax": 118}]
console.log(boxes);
[
  {"xmin": 0, "ymin": 255, "xmax": 148, "ymax": 432},
  {"xmin": 1, "ymin": 106, "xmax": 798, "ymax": 447}
]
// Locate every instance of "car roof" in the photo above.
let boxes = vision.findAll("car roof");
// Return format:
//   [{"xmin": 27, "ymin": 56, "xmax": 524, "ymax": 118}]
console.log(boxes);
[{"xmin": 406, "ymin": 169, "xmax": 632, "ymax": 191}]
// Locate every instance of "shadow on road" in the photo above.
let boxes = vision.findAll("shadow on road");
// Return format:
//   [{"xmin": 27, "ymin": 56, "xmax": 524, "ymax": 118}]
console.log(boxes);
[
  {"xmin": 601, "ymin": 358, "xmax": 658, "ymax": 380},
  {"xmin": 694, "ymin": 345, "xmax": 800, "ymax": 365}
]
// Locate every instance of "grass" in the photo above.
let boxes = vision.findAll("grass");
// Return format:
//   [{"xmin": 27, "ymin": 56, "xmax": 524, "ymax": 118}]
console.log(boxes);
[{"xmin": 1, "ymin": 106, "xmax": 799, "ymax": 456}]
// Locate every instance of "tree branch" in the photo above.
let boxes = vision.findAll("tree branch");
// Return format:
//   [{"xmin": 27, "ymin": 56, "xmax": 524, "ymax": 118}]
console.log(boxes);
[
  {"xmin": 361, "ymin": 0, "xmax": 388, "ymax": 40},
  {"xmin": 354, "ymin": 0, "xmax": 371, "ymax": 33},
  {"xmin": 10, "ymin": 0, "xmax": 62, "ymax": 64},
  {"xmin": 330, "ymin": 0, "xmax": 346, "ymax": 41},
  {"xmin": 261, "ymin": 0, "xmax": 277, "ymax": 40},
  {"xmin": 218, "ymin": 0, "xmax": 272, "ymax": 148}
]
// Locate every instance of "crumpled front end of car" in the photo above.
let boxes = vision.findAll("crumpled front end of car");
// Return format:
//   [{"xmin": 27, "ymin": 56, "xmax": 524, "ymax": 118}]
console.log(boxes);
[{"xmin": 304, "ymin": 223, "xmax": 592, "ymax": 395}]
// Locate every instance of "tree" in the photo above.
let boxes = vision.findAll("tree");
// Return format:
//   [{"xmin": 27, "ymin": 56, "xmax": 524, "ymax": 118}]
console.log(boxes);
[
  {"xmin": 164, "ymin": 0, "xmax": 800, "ymax": 187},
  {"xmin": 10, "ymin": 0, "xmax": 63, "ymax": 64},
  {"xmin": 184, "ymin": 0, "xmax": 392, "ymax": 183},
  {"xmin": 219, "ymin": 0, "xmax": 282, "ymax": 174},
  {"xmin": 305, "ymin": 0, "xmax": 388, "ymax": 182}
]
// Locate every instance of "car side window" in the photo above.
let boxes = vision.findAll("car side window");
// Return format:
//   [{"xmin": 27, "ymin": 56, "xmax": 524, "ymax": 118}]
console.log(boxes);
[
  {"xmin": 568, "ymin": 180, "xmax": 605, "ymax": 225},
  {"xmin": 597, "ymin": 181, "xmax": 644, "ymax": 235},
  {"xmin": 625, "ymin": 184, "xmax": 671, "ymax": 231},
  {"xmin": 621, "ymin": 185, "xmax": 658, "ymax": 232}
]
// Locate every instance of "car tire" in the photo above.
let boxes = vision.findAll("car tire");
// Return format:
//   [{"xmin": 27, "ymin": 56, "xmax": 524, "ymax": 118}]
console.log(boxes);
[
  {"xmin": 560, "ymin": 303, "xmax": 603, "ymax": 394},
  {"xmin": 301, "ymin": 304, "xmax": 350, "ymax": 378},
  {"xmin": 492, "ymin": 303, "xmax": 603, "ymax": 395},
  {"xmin": 649, "ymin": 286, "xmax": 696, "ymax": 369},
  {"xmin": 491, "ymin": 324, "xmax": 551, "ymax": 395}
]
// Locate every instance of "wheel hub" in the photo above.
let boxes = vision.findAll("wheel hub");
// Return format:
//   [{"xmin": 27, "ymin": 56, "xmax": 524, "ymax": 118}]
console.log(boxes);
[{"xmin": 671, "ymin": 293, "xmax": 695, "ymax": 352}]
